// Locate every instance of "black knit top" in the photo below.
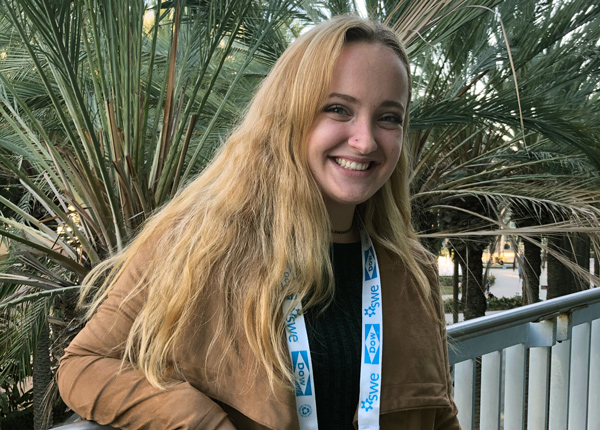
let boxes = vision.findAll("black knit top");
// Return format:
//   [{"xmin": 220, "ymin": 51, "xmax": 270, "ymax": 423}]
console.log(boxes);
[{"xmin": 304, "ymin": 241, "xmax": 363, "ymax": 430}]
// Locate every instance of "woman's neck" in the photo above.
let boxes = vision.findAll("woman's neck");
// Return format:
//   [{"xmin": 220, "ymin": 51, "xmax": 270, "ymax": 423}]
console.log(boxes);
[
  {"xmin": 328, "ymin": 203, "xmax": 359, "ymax": 243},
  {"xmin": 332, "ymin": 229, "xmax": 360, "ymax": 243}
]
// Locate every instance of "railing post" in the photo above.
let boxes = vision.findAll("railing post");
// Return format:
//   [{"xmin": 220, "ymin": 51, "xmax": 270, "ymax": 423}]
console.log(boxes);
[
  {"xmin": 455, "ymin": 359, "xmax": 475, "ymax": 430},
  {"xmin": 588, "ymin": 319, "xmax": 600, "ymax": 429},
  {"xmin": 480, "ymin": 351, "xmax": 501, "ymax": 430},
  {"xmin": 568, "ymin": 322, "xmax": 590, "ymax": 429},
  {"xmin": 527, "ymin": 347, "xmax": 550, "ymax": 430},
  {"xmin": 548, "ymin": 339, "xmax": 571, "ymax": 430},
  {"xmin": 504, "ymin": 344, "xmax": 525, "ymax": 430}
]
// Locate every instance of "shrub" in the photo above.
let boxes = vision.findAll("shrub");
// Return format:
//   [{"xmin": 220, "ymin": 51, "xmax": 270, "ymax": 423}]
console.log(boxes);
[{"xmin": 443, "ymin": 295, "xmax": 523, "ymax": 313}]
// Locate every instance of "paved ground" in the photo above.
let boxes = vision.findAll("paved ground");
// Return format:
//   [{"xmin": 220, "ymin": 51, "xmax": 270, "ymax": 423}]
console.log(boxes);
[{"xmin": 438, "ymin": 255, "xmax": 548, "ymax": 324}]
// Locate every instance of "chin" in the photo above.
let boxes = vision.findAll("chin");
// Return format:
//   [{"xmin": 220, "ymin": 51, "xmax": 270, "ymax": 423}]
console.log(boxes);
[{"xmin": 331, "ymin": 195, "xmax": 372, "ymax": 207}]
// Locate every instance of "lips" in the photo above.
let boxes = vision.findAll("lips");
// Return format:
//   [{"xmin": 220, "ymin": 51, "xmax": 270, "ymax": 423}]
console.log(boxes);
[{"xmin": 334, "ymin": 157, "xmax": 371, "ymax": 171}]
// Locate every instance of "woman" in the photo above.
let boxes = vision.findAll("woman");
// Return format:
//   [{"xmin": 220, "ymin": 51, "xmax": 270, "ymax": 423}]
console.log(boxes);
[{"xmin": 57, "ymin": 16, "xmax": 460, "ymax": 430}]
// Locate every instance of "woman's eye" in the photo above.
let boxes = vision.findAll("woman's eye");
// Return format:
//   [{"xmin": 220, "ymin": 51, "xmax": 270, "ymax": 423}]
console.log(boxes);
[
  {"xmin": 324, "ymin": 104, "xmax": 350, "ymax": 116},
  {"xmin": 380, "ymin": 114, "xmax": 403, "ymax": 125}
]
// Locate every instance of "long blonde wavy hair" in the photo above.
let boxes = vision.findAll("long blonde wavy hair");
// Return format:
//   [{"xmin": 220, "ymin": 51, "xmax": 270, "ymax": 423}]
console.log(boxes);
[{"xmin": 81, "ymin": 15, "xmax": 433, "ymax": 390}]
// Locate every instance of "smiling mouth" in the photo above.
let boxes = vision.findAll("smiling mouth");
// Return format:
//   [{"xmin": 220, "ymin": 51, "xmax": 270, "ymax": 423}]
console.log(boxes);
[{"xmin": 334, "ymin": 157, "xmax": 372, "ymax": 171}]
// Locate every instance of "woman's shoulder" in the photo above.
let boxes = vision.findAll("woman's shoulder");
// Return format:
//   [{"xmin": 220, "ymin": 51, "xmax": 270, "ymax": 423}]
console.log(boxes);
[
  {"xmin": 375, "ymin": 243, "xmax": 443, "ymax": 318},
  {"xmin": 375, "ymin": 242, "xmax": 437, "ymax": 282}
]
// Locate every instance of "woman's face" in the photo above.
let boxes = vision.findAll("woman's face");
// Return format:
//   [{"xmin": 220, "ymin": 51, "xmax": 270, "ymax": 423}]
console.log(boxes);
[{"xmin": 306, "ymin": 42, "xmax": 409, "ymax": 215}]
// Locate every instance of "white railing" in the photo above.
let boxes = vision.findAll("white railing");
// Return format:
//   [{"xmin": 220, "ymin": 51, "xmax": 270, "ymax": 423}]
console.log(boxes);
[{"xmin": 447, "ymin": 288, "xmax": 600, "ymax": 430}]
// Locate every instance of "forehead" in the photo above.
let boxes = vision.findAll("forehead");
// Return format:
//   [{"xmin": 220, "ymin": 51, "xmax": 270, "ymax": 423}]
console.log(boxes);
[{"xmin": 328, "ymin": 42, "xmax": 409, "ymax": 107}]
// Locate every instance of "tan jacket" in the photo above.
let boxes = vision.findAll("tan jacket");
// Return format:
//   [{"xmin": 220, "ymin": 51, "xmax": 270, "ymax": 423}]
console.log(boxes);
[{"xmin": 57, "ymin": 245, "xmax": 460, "ymax": 429}]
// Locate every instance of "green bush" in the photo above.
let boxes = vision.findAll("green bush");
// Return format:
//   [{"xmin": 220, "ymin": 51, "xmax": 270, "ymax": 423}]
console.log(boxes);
[
  {"xmin": 443, "ymin": 295, "xmax": 523, "ymax": 313},
  {"xmin": 487, "ymin": 296, "xmax": 523, "ymax": 310},
  {"xmin": 439, "ymin": 275, "xmax": 454, "ymax": 287},
  {"xmin": 443, "ymin": 299, "xmax": 461, "ymax": 313},
  {"xmin": 0, "ymin": 409, "xmax": 33, "ymax": 430}
]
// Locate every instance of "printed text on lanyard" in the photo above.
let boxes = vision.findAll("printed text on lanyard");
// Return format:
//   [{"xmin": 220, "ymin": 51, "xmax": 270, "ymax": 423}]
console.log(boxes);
[{"xmin": 283, "ymin": 220, "xmax": 383, "ymax": 430}]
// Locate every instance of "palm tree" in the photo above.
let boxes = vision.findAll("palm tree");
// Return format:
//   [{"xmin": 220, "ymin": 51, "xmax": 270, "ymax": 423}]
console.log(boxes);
[
  {"xmin": 384, "ymin": 0, "xmax": 600, "ymax": 318},
  {"xmin": 511, "ymin": 200, "xmax": 544, "ymax": 304},
  {"xmin": 0, "ymin": 0, "xmax": 310, "ymax": 426}
]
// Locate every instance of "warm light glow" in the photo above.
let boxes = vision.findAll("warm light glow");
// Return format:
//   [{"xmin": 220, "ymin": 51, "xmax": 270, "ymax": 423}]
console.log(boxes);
[
  {"xmin": 67, "ymin": 205, "xmax": 81, "ymax": 224},
  {"xmin": 143, "ymin": 9, "xmax": 155, "ymax": 33}
]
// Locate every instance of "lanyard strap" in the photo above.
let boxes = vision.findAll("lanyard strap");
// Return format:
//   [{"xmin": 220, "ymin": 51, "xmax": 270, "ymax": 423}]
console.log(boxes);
[{"xmin": 283, "ymin": 220, "xmax": 382, "ymax": 430}]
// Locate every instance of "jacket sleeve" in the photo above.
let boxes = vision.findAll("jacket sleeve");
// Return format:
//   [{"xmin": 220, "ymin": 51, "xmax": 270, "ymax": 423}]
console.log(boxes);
[
  {"xmin": 57, "ymin": 255, "xmax": 237, "ymax": 430},
  {"xmin": 426, "ymin": 261, "xmax": 461, "ymax": 430},
  {"xmin": 434, "ymin": 314, "xmax": 461, "ymax": 429}
]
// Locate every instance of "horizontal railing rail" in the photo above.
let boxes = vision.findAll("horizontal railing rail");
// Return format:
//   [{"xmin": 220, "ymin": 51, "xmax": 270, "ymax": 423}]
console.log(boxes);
[
  {"xmin": 51, "ymin": 416, "xmax": 116, "ymax": 429},
  {"xmin": 448, "ymin": 287, "xmax": 600, "ymax": 342},
  {"xmin": 448, "ymin": 287, "xmax": 600, "ymax": 430}
]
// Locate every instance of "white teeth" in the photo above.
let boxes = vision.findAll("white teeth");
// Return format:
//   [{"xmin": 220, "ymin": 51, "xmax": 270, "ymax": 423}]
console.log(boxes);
[{"xmin": 335, "ymin": 158, "xmax": 370, "ymax": 171}]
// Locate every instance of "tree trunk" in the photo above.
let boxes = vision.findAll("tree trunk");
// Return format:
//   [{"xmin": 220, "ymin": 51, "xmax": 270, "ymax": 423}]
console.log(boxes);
[
  {"xmin": 595, "ymin": 256, "xmax": 599, "ymax": 288},
  {"xmin": 33, "ymin": 318, "xmax": 53, "ymax": 430},
  {"xmin": 546, "ymin": 235, "xmax": 577, "ymax": 299},
  {"xmin": 456, "ymin": 244, "xmax": 486, "ymax": 320},
  {"xmin": 574, "ymin": 233, "xmax": 590, "ymax": 290},
  {"xmin": 522, "ymin": 239, "xmax": 541, "ymax": 304},
  {"xmin": 452, "ymin": 253, "xmax": 460, "ymax": 324}
]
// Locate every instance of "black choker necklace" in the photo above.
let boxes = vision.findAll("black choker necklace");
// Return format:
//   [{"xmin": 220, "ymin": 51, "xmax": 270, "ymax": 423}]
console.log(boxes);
[{"xmin": 331, "ymin": 225, "xmax": 353, "ymax": 235}]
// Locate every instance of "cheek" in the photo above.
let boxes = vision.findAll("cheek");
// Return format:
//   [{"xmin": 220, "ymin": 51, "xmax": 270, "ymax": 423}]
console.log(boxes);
[
  {"xmin": 306, "ymin": 123, "xmax": 344, "ymax": 160},
  {"xmin": 304, "ymin": 128, "xmax": 321, "ymax": 172},
  {"xmin": 385, "ymin": 136, "xmax": 403, "ymax": 166},
  {"xmin": 380, "ymin": 139, "xmax": 403, "ymax": 184},
  {"xmin": 305, "ymin": 136, "xmax": 322, "ymax": 173},
  {"xmin": 392, "ymin": 142, "xmax": 402, "ymax": 160}
]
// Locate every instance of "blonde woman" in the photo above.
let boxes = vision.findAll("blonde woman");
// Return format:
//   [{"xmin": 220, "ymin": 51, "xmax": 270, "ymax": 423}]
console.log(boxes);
[{"xmin": 57, "ymin": 16, "xmax": 459, "ymax": 430}]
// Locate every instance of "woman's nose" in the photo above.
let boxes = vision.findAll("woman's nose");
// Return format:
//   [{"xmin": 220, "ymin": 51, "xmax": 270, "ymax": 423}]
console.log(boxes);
[{"xmin": 348, "ymin": 120, "xmax": 377, "ymax": 154}]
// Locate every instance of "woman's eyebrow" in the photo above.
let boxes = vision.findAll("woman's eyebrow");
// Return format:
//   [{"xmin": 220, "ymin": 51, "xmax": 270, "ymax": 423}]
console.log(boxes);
[
  {"xmin": 381, "ymin": 100, "xmax": 405, "ymax": 112},
  {"xmin": 328, "ymin": 93, "xmax": 405, "ymax": 112},
  {"xmin": 381, "ymin": 100, "xmax": 406, "ymax": 112},
  {"xmin": 328, "ymin": 92, "xmax": 358, "ymax": 103}
]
